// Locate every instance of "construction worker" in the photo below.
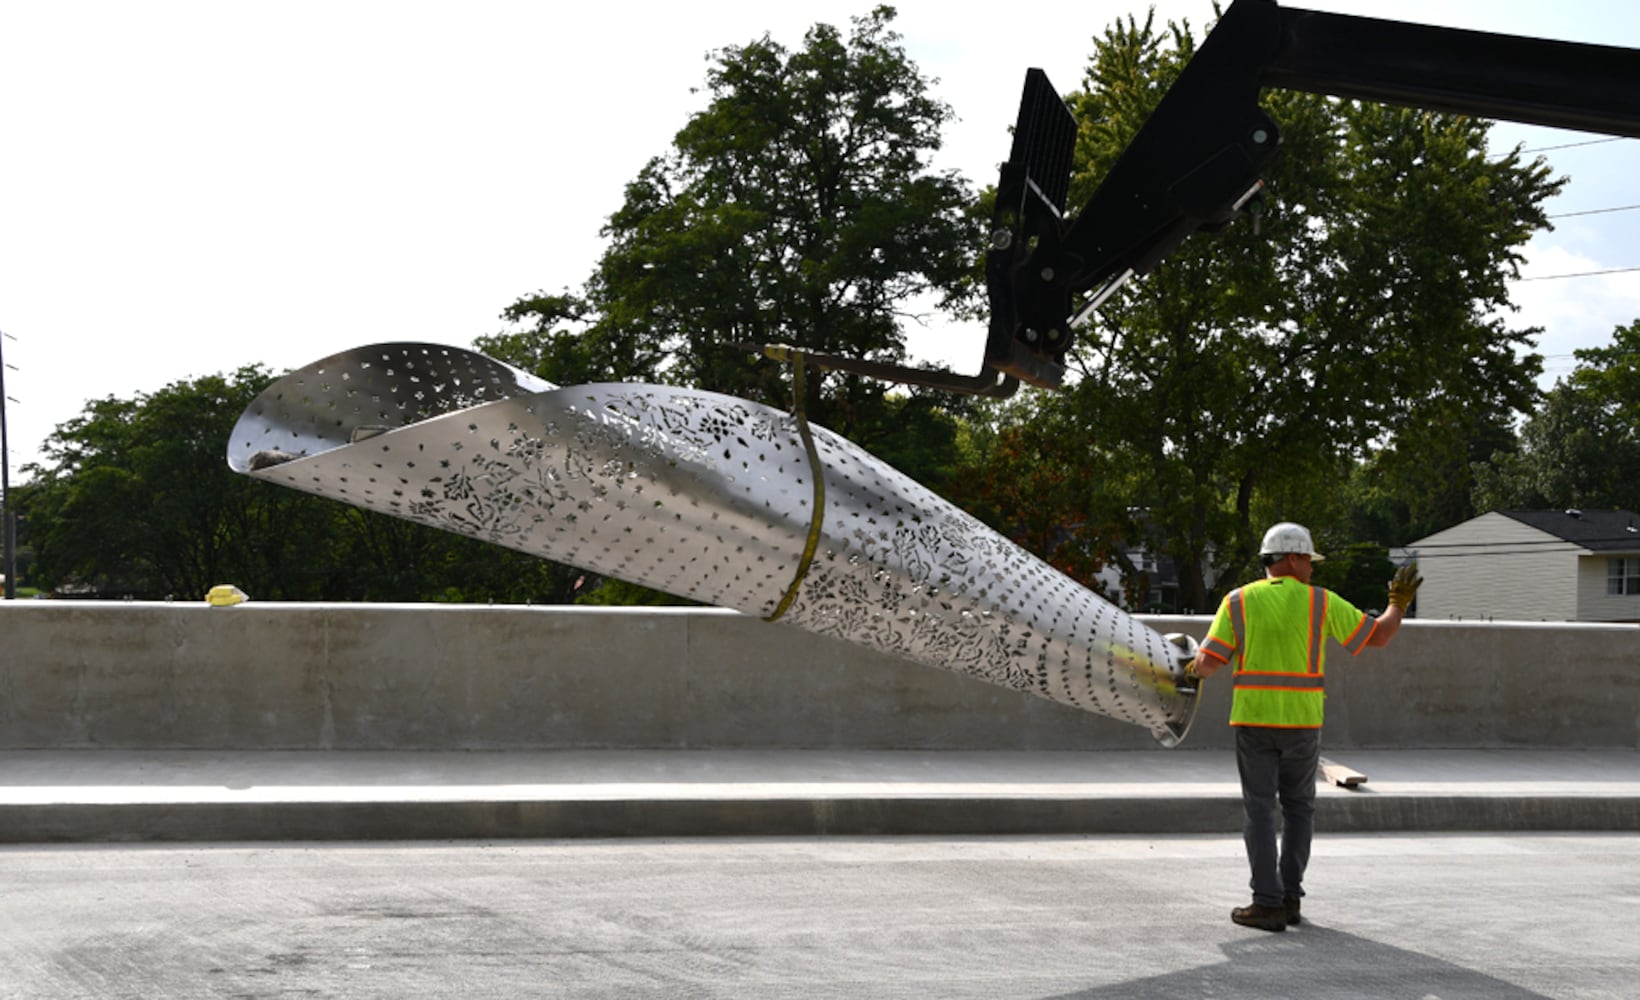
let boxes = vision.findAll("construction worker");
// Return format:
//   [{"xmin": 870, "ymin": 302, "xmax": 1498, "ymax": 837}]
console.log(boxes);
[{"xmin": 1190, "ymin": 522, "xmax": 1421, "ymax": 932}]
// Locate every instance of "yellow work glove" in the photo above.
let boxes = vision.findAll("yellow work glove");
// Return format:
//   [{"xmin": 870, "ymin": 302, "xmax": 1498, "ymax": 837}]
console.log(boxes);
[{"xmin": 1386, "ymin": 563, "xmax": 1422, "ymax": 610}]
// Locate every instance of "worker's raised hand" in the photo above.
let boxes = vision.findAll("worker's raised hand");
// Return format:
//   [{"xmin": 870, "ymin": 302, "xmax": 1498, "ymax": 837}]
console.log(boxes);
[{"xmin": 1386, "ymin": 562, "xmax": 1422, "ymax": 610}]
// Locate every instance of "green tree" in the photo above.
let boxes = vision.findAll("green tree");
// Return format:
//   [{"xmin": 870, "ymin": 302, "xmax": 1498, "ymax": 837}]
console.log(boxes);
[
  {"xmin": 966, "ymin": 12, "xmax": 1559, "ymax": 610},
  {"xmin": 19, "ymin": 368, "xmax": 584, "ymax": 603},
  {"xmin": 1343, "ymin": 401, "xmax": 1521, "ymax": 547},
  {"xmin": 1473, "ymin": 319, "xmax": 1640, "ymax": 512},
  {"xmin": 1310, "ymin": 541, "xmax": 1397, "ymax": 615},
  {"xmin": 948, "ymin": 393, "xmax": 1138, "ymax": 602},
  {"xmin": 479, "ymin": 5, "xmax": 983, "ymax": 444},
  {"xmin": 318, "ymin": 507, "xmax": 584, "ymax": 605},
  {"xmin": 19, "ymin": 368, "xmax": 329, "ymax": 599}
]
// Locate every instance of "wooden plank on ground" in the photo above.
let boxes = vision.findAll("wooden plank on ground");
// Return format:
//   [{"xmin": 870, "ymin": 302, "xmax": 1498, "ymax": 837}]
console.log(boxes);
[{"xmin": 1319, "ymin": 756, "xmax": 1368, "ymax": 789}]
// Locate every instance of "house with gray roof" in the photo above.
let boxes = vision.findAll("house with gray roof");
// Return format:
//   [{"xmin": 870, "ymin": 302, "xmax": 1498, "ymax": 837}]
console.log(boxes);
[{"xmin": 1406, "ymin": 509, "xmax": 1640, "ymax": 622}]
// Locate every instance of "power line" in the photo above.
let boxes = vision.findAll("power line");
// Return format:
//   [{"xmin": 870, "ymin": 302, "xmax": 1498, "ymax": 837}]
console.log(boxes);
[
  {"xmin": 1515, "ymin": 265, "xmax": 1640, "ymax": 282},
  {"xmin": 1493, "ymin": 138, "xmax": 1640, "ymax": 222},
  {"xmin": 1490, "ymin": 137, "xmax": 1630, "ymax": 162},
  {"xmin": 1547, "ymin": 202, "xmax": 1640, "ymax": 219},
  {"xmin": 1451, "ymin": 139, "xmax": 1640, "ymax": 276},
  {"xmin": 1515, "ymin": 137, "xmax": 1630, "ymax": 155}
]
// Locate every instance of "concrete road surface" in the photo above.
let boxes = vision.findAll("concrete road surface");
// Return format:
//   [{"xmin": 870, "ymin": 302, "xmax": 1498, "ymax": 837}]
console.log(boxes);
[{"xmin": 1, "ymin": 834, "xmax": 1635, "ymax": 999}]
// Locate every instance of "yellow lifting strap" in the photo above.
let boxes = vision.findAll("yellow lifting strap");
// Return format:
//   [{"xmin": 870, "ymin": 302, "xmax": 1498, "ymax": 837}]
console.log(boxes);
[{"xmin": 761, "ymin": 347, "xmax": 827, "ymax": 623}]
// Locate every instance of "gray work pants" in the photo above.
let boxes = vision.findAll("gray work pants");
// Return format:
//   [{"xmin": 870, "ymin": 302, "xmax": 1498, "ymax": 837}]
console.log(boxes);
[{"xmin": 1235, "ymin": 725, "xmax": 1321, "ymax": 907}]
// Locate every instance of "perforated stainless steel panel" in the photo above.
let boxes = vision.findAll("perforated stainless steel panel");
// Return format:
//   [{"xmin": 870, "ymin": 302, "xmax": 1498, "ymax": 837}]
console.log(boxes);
[
  {"xmin": 231, "ymin": 343, "xmax": 1200, "ymax": 745},
  {"xmin": 227, "ymin": 342, "xmax": 554, "ymax": 471}
]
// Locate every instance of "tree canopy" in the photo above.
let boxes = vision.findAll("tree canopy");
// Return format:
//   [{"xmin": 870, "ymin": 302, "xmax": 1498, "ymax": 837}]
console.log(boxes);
[
  {"xmin": 478, "ymin": 5, "xmax": 984, "ymax": 456},
  {"xmin": 1473, "ymin": 319, "xmax": 1640, "ymax": 513}
]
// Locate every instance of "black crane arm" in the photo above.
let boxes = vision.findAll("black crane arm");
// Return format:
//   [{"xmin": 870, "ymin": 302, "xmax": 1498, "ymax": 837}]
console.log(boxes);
[{"xmin": 984, "ymin": 0, "xmax": 1640, "ymax": 390}]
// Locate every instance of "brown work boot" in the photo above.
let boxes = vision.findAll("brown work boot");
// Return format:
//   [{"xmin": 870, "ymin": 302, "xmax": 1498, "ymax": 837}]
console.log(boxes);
[
  {"xmin": 1231, "ymin": 903, "xmax": 1288, "ymax": 932},
  {"xmin": 1284, "ymin": 897, "xmax": 1302, "ymax": 926}
]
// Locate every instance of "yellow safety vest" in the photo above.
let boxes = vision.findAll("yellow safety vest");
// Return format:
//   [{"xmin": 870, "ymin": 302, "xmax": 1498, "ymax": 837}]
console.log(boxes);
[{"xmin": 1201, "ymin": 577, "xmax": 1375, "ymax": 728}]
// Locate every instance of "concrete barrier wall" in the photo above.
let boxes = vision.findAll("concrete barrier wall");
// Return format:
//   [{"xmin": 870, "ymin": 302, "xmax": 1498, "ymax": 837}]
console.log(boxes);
[{"xmin": 1, "ymin": 603, "xmax": 1635, "ymax": 750}]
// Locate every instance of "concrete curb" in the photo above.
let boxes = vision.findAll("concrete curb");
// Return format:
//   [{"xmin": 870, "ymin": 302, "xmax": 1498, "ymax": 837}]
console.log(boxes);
[
  {"xmin": 5, "ymin": 749, "xmax": 1636, "ymax": 842},
  {"xmin": 7, "ymin": 794, "xmax": 1639, "ymax": 843}
]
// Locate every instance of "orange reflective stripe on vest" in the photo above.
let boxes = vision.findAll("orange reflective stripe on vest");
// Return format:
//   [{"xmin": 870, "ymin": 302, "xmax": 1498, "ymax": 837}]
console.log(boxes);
[
  {"xmin": 1227, "ymin": 588, "xmax": 1247, "ymax": 667},
  {"xmin": 1306, "ymin": 586, "xmax": 1326, "ymax": 674},
  {"xmin": 1233, "ymin": 671, "xmax": 1325, "ymax": 690},
  {"xmin": 1341, "ymin": 614, "xmax": 1377, "ymax": 654}
]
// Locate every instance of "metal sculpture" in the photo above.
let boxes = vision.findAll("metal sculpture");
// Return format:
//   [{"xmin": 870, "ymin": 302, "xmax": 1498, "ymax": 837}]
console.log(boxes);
[{"xmin": 228, "ymin": 342, "xmax": 1200, "ymax": 745}]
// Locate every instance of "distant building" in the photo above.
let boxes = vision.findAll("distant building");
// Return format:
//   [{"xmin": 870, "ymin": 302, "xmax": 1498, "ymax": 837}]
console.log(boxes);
[
  {"xmin": 1092, "ymin": 546, "xmax": 1183, "ymax": 614},
  {"xmin": 1406, "ymin": 510, "xmax": 1640, "ymax": 622}
]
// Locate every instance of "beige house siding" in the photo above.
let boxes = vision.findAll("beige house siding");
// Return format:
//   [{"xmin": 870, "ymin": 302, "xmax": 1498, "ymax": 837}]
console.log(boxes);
[
  {"xmin": 1578, "ymin": 555, "xmax": 1640, "ymax": 622},
  {"xmin": 1409, "ymin": 513, "xmax": 1581, "ymax": 621}
]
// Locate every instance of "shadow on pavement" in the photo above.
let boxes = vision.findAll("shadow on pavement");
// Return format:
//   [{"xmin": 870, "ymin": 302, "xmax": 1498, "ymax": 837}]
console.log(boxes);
[{"xmin": 1044, "ymin": 923, "xmax": 1552, "ymax": 1000}]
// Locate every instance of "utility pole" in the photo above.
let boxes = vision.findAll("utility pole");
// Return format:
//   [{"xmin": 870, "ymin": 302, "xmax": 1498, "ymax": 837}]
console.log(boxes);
[{"xmin": 1, "ymin": 330, "xmax": 15, "ymax": 600}]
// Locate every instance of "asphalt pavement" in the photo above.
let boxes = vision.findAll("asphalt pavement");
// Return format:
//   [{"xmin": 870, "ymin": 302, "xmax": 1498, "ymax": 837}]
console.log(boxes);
[{"xmin": 2, "ymin": 833, "xmax": 1635, "ymax": 999}]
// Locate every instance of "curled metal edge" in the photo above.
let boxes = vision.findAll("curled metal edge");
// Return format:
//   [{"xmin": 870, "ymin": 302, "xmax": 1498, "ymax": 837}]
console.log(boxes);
[
  {"xmin": 230, "ymin": 343, "xmax": 1201, "ymax": 745},
  {"xmin": 228, "ymin": 341, "xmax": 554, "ymax": 474}
]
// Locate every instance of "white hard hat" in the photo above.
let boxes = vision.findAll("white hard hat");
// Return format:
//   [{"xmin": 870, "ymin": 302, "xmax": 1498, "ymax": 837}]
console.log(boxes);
[{"xmin": 1260, "ymin": 522, "xmax": 1325, "ymax": 562}]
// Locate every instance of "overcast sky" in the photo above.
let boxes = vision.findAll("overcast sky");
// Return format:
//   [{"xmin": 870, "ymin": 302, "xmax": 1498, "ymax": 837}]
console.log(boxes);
[{"xmin": 4, "ymin": 0, "xmax": 1640, "ymax": 478}]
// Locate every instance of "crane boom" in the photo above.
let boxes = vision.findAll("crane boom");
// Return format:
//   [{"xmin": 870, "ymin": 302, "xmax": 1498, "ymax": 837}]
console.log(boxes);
[{"xmin": 984, "ymin": 0, "xmax": 1640, "ymax": 389}]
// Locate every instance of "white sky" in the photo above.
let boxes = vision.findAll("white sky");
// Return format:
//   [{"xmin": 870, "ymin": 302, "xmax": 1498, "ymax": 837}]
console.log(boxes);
[{"xmin": 3, "ymin": 0, "xmax": 1640, "ymax": 478}]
